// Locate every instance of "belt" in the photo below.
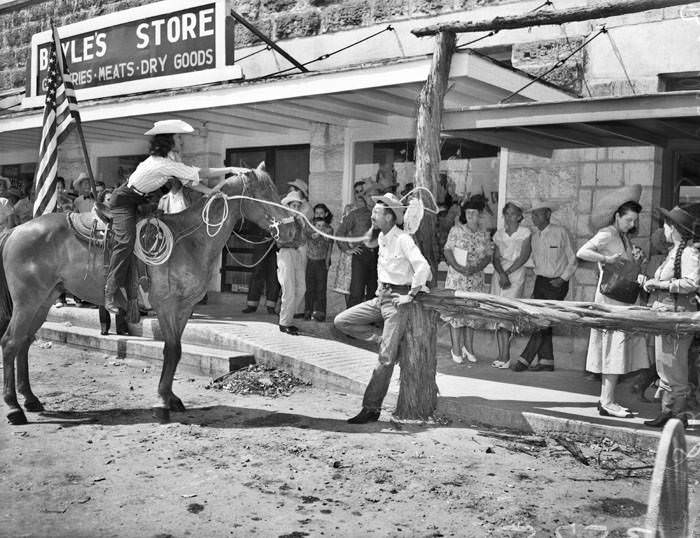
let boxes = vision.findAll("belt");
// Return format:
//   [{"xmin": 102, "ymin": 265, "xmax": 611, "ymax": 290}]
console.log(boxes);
[
  {"xmin": 126, "ymin": 185, "xmax": 148, "ymax": 197},
  {"xmin": 380, "ymin": 283, "xmax": 411, "ymax": 294}
]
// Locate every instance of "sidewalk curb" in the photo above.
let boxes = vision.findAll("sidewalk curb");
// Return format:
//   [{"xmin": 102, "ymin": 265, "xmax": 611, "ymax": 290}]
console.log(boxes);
[{"xmin": 41, "ymin": 309, "xmax": 698, "ymax": 452}]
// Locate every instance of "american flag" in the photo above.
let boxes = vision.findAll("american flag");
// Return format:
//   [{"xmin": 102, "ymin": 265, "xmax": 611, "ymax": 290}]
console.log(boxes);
[{"xmin": 33, "ymin": 25, "xmax": 79, "ymax": 218}]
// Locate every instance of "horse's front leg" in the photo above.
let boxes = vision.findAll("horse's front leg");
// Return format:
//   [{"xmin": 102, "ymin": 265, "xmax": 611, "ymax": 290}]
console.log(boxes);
[{"xmin": 153, "ymin": 306, "xmax": 192, "ymax": 423}]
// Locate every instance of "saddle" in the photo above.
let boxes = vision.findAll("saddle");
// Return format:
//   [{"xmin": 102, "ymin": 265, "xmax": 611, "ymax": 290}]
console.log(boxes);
[{"xmin": 66, "ymin": 211, "xmax": 149, "ymax": 323}]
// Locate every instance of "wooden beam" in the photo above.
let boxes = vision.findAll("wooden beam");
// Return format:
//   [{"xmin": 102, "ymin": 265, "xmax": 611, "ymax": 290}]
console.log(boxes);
[
  {"xmin": 446, "ymin": 129, "xmax": 554, "ymax": 157},
  {"xmin": 295, "ymin": 96, "xmax": 390, "ymax": 124},
  {"xmin": 582, "ymin": 121, "xmax": 668, "ymax": 147},
  {"xmin": 412, "ymin": 0, "xmax": 694, "ymax": 37},
  {"xmin": 262, "ymin": 102, "xmax": 349, "ymax": 126}
]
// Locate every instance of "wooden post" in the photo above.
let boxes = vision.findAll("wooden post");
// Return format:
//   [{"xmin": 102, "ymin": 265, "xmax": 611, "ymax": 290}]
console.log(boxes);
[
  {"xmin": 393, "ymin": 31, "xmax": 456, "ymax": 420},
  {"xmin": 412, "ymin": 0, "xmax": 695, "ymax": 37},
  {"xmin": 644, "ymin": 418, "xmax": 689, "ymax": 537}
]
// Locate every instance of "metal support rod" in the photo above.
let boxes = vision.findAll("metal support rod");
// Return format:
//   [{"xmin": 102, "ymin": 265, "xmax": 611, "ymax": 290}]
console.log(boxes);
[{"xmin": 230, "ymin": 10, "xmax": 309, "ymax": 73}]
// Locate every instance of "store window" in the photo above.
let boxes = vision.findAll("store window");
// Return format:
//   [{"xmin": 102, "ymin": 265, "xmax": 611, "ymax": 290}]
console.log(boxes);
[
  {"xmin": 354, "ymin": 137, "xmax": 499, "ymax": 210},
  {"xmin": 1, "ymin": 162, "xmax": 36, "ymax": 189},
  {"xmin": 97, "ymin": 154, "xmax": 147, "ymax": 188},
  {"xmin": 226, "ymin": 144, "xmax": 310, "ymax": 193}
]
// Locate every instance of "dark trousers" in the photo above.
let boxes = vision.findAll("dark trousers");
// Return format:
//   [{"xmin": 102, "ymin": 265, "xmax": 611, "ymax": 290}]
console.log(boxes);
[
  {"xmin": 520, "ymin": 276, "xmax": 569, "ymax": 366},
  {"xmin": 347, "ymin": 247, "xmax": 378, "ymax": 308},
  {"xmin": 305, "ymin": 258, "xmax": 328, "ymax": 316},
  {"xmin": 105, "ymin": 185, "xmax": 144, "ymax": 295},
  {"xmin": 99, "ymin": 306, "xmax": 128, "ymax": 334},
  {"xmin": 246, "ymin": 247, "xmax": 280, "ymax": 308}
]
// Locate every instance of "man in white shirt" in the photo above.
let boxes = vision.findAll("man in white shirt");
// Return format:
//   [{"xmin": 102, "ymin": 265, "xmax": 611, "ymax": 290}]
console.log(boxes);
[
  {"xmin": 513, "ymin": 201, "xmax": 577, "ymax": 372},
  {"xmin": 334, "ymin": 193, "xmax": 432, "ymax": 424}
]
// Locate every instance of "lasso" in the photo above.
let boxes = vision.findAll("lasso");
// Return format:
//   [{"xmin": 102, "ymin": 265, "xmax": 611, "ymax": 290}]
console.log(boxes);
[{"xmin": 134, "ymin": 186, "xmax": 439, "ymax": 266}]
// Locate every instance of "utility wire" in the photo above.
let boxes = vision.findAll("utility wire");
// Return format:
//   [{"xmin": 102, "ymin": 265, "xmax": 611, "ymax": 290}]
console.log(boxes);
[
  {"xmin": 500, "ymin": 25, "xmax": 606, "ymax": 103},
  {"xmin": 605, "ymin": 28, "xmax": 636, "ymax": 95},
  {"xmin": 236, "ymin": 44, "xmax": 272, "ymax": 63},
  {"xmin": 529, "ymin": 0, "xmax": 553, "ymax": 12},
  {"xmin": 248, "ymin": 25, "xmax": 395, "ymax": 81},
  {"xmin": 455, "ymin": 30, "xmax": 499, "ymax": 51}
]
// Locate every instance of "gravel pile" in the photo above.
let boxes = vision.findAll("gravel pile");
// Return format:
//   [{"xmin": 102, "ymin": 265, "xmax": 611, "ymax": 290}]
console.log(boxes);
[{"xmin": 206, "ymin": 364, "xmax": 310, "ymax": 397}]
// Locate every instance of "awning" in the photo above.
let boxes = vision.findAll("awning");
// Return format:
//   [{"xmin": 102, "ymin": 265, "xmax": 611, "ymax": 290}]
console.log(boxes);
[
  {"xmin": 443, "ymin": 91, "xmax": 700, "ymax": 157},
  {"xmin": 0, "ymin": 50, "xmax": 571, "ymax": 154}
]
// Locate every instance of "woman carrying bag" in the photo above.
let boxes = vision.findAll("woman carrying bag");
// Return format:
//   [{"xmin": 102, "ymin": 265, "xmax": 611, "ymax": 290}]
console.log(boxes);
[
  {"xmin": 577, "ymin": 185, "xmax": 649, "ymax": 418},
  {"xmin": 642, "ymin": 204, "xmax": 700, "ymax": 428}
]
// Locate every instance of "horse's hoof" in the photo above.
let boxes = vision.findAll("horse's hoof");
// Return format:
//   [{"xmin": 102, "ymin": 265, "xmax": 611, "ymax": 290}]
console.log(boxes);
[
  {"xmin": 153, "ymin": 407, "xmax": 170, "ymax": 424},
  {"xmin": 7, "ymin": 409, "xmax": 28, "ymax": 425},
  {"xmin": 169, "ymin": 399, "xmax": 186, "ymax": 413},
  {"xmin": 24, "ymin": 399, "xmax": 45, "ymax": 412}
]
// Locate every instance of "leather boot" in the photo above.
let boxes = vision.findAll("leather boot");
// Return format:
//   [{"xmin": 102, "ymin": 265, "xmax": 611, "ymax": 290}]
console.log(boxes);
[{"xmin": 104, "ymin": 287, "xmax": 119, "ymax": 315}]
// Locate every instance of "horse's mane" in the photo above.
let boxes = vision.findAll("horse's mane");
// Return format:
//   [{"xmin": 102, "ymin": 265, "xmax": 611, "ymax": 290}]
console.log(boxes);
[{"xmin": 158, "ymin": 167, "xmax": 279, "ymax": 232}]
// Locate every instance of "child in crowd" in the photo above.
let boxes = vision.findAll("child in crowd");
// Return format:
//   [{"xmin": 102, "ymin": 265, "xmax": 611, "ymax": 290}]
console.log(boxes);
[{"xmin": 304, "ymin": 203, "xmax": 334, "ymax": 321}]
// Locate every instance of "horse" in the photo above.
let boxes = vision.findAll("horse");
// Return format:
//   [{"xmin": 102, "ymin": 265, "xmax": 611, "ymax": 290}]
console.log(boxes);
[{"xmin": 1, "ymin": 163, "xmax": 294, "ymax": 425}]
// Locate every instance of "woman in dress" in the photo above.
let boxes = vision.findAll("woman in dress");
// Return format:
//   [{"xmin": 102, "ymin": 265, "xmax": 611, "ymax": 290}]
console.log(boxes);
[
  {"xmin": 443, "ymin": 197, "xmax": 493, "ymax": 363},
  {"xmin": 576, "ymin": 184, "xmax": 649, "ymax": 418},
  {"xmin": 491, "ymin": 201, "xmax": 532, "ymax": 368},
  {"xmin": 642, "ymin": 204, "xmax": 700, "ymax": 427}
]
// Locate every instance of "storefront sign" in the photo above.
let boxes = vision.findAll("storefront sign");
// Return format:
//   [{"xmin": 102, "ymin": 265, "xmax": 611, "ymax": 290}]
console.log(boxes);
[{"xmin": 24, "ymin": 0, "xmax": 241, "ymax": 107}]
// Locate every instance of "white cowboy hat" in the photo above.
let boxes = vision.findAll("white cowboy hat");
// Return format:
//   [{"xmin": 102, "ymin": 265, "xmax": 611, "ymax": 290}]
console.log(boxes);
[
  {"xmin": 72, "ymin": 172, "xmax": 90, "ymax": 191},
  {"xmin": 371, "ymin": 193, "xmax": 405, "ymax": 225},
  {"xmin": 589, "ymin": 184, "xmax": 642, "ymax": 232},
  {"xmin": 281, "ymin": 190, "xmax": 305, "ymax": 206},
  {"xmin": 144, "ymin": 119, "xmax": 195, "ymax": 136},
  {"xmin": 527, "ymin": 199, "xmax": 559, "ymax": 213},
  {"xmin": 504, "ymin": 200, "xmax": 531, "ymax": 213},
  {"xmin": 287, "ymin": 179, "xmax": 309, "ymax": 198}
]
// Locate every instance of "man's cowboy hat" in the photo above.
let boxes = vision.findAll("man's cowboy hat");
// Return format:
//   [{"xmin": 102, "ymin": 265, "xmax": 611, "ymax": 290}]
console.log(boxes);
[
  {"xmin": 504, "ymin": 200, "xmax": 531, "ymax": 213},
  {"xmin": 281, "ymin": 190, "xmax": 305, "ymax": 206},
  {"xmin": 287, "ymin": 179, "xmax": 309, "ymax": 198},
  {"xmin": 371, "ymin": 193, "xmax": 405, "ymax": 225},
  {"xmin": 657, "ymin": 204, "xmax": 700, "ymax": 237},
  {"xmin": 72, "ymin": 172, "xmax": 90, "ymax": 191},
  {"xmin": 0, "ymin": 176, "xmax": 10, "ymax": 190},
  {"xmin": 144, "ymin": 119, "xmax": 195, "ymax": 136},
  {"xmin": 527, "ymin": 199, "xmax": 559, "ymax": 213},
  {"xmin": 363, "ymin": 181, "xmax": 384, "ymax": 197},
  {"xmin": 589, "ymin": 184, "xmax": 642, "ymax": 231}
]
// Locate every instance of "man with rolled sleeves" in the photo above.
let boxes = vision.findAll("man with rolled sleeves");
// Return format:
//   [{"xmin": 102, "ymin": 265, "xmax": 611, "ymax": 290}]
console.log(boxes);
[
  {"xmin": 513, "ymin": 200, "xmax": 577, "ymax": 372},
  {"xmin": 335, "ymin": 193, "xmax": 431, "ymax": 424}
]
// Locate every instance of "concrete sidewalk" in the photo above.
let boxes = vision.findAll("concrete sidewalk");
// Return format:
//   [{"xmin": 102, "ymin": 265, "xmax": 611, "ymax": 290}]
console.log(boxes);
[{"xmin": 39, "ymin": 292, "xmax": 699, "ymax": 451}]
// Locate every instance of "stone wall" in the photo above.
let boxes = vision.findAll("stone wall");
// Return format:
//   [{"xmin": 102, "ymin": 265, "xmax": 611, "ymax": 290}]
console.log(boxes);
[
  {"xmin": 0, "ymin": 0, "xmax": 522, "ymax": 91},
  {"xmin": 505, "ymin": 146, "xmax": 659, "ymax": 369},
  {"xmin": 511, "ymin": 37, "xmax": 585, "ymax": 96}
]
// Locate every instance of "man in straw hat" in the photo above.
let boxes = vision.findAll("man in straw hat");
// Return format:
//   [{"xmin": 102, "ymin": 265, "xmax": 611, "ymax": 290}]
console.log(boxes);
[
  {"xmin": 335, "ymin": 193, "xmax": 431, "ymax": 424},
  {"xmin": 513, "ymin": 199, "xmax": 577, "ymax": 373},
  {"xmin": 335, "ymin": 181, "xmax": 384, "ymax": 308},
  {"xmin": 72, "ymin": 172, "xmax": 94, "ymax": 214},
  {"xmin": 104, "ymin": 119, "xmax": 243, "ymax": 314}
]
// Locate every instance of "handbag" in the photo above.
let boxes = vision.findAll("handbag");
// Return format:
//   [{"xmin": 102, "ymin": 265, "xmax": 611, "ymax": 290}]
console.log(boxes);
[{"xmin": 600, "ymin": 258, "xmax": 641, "ymax": 304}]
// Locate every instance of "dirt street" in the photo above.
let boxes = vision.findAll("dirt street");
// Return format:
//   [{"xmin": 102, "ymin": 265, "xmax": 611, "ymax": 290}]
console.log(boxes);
[{"xmin": 1, "ymin": 341, "xmax": 698, "ymax": 538}]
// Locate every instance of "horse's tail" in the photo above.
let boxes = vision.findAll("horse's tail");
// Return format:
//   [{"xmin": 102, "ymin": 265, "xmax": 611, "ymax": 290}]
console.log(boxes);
[{"xmin": 0, "ymin": 230, "xmax": 14, "ymax": 327}]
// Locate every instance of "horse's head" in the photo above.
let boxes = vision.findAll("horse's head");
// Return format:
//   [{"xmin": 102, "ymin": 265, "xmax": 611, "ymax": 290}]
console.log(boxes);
[{"xmin": 219, "ymin": 162, "xmax": 296, "ymax": 243}]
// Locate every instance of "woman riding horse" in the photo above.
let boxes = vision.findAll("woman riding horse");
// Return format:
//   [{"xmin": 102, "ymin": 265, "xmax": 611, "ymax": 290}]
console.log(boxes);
[
  {"xmin": 105, "ymin": 119, "xmax": 240, "ymax": 314},
  {"xmin": 1, "ymin": 148, "xmax": 294, "ymax": 425}
]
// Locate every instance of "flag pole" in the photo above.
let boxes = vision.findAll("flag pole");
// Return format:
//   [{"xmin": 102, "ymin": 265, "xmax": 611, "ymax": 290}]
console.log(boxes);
[{"xmin": 51, "ymin": 22, "xmax": 98, "ymax": 202}]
